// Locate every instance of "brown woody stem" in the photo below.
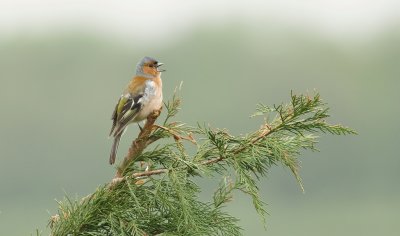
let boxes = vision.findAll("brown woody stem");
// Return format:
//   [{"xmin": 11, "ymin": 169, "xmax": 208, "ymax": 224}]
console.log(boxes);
[{"xmin": 115, "ymin": 108, "xmax": 162, "ymax": 178}]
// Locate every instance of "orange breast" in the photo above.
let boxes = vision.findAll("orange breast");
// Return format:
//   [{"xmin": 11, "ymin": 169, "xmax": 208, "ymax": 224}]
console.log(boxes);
[
  {"xmin": 125, "ymin": 76, "xmax": 147, "ymax": 94},
  {"xmin": 124, "ymin": 76, "xmax": 162, "ymax": 95}
]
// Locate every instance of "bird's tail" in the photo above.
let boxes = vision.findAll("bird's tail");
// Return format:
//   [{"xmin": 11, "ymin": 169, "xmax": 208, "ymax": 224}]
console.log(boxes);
[{"xmin": 109, "ymin": 134, "xmax": 122, "ymax": 165}]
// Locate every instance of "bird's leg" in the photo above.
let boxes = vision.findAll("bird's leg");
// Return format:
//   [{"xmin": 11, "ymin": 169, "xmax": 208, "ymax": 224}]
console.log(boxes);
[{"xmin": 137, "ymin": 123, "xmax": 143, "ymax": 132}]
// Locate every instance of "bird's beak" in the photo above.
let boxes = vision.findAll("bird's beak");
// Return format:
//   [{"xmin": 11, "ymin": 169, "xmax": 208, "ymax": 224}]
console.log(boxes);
[{"xmin": 156, "ymin": 63, "xmax": 166, "ymax": 72}]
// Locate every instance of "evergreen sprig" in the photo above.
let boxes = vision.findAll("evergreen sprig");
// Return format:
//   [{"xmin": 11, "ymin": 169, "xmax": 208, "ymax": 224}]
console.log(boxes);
[{"xmin": 48, "ymin": 90, "xmax": 355, "ymax": 235}]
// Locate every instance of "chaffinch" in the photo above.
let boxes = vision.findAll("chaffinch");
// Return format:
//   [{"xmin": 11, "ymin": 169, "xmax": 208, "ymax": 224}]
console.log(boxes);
[{"xmin": 109, "ymin": 56, "xmax": 164, "ymax": 165}]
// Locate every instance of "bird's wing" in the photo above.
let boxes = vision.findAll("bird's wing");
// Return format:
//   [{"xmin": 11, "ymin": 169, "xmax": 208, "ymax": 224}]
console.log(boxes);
[
  {"xmin": 109, "ymin": 93, "xmax": 143, "ymax": 137},
  {"xmin": 109, "ymin": 97, "xmax": 122, "ymax": 136}
]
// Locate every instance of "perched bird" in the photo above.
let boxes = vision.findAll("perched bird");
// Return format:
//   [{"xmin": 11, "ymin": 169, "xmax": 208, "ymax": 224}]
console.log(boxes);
[{"xmin": 109, "ymin": 57, "xmax": 164, "ymax": 165}]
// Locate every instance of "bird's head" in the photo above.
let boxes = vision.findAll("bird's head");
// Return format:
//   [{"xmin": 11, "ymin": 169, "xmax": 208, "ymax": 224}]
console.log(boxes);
[{"xmin": 136, "ymin": 56, "xmax": 165, "ymax": 78}]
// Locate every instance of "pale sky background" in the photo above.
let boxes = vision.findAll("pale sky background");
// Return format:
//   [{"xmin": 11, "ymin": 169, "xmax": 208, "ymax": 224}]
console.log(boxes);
[{"xmin": 1, "ymin": 0, "xmax": 399, "ymax": 42}]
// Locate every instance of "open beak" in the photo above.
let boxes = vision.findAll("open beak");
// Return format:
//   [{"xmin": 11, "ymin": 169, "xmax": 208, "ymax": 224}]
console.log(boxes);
[{"xmin": 156, "ymin": 62, "xmax": 166, "ymax": 72}]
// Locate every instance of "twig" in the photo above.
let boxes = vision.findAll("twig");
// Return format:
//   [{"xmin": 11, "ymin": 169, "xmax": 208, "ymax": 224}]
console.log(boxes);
[
  {"xmin": 133, "ymin": 168, "xmax": 168, "ymax": 177},
  {"xmin": 111, "ymin": 157, "xmax": 224, "ymax": 185},
  {"xmin": 154, "ymin": 124, "xmax": 197, "ymax": 144},
  {"xmin": 232, "ymin": 124, "xmax": 272, "ymax": 155},
  {"xmin": 200, "ymin": 156, "xmax": 224, "ymax": 165}
]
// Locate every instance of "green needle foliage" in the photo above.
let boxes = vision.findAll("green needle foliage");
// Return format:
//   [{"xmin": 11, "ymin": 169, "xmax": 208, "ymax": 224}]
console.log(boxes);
[{"xmin": 48, "ymin": 91, "xmax": 355, "ymax": 236}]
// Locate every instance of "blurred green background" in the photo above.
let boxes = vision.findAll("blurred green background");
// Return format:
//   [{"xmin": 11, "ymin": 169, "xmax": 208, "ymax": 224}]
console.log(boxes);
[{"xmin": 1, "ymin": 1, "xmax": 399, "ymax": 235}]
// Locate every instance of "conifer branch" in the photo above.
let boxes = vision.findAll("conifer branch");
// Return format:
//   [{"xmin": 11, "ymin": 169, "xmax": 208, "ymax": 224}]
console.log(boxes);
[{"xmin": 48, "ymin": 90, "xmax": 355, "ymax": 236}]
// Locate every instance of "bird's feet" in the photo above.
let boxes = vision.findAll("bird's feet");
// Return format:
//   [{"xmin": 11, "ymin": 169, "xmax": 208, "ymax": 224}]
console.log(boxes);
[{"xmin": 137, "ymin": 123, "xmax": 143, "ymax": 132}]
